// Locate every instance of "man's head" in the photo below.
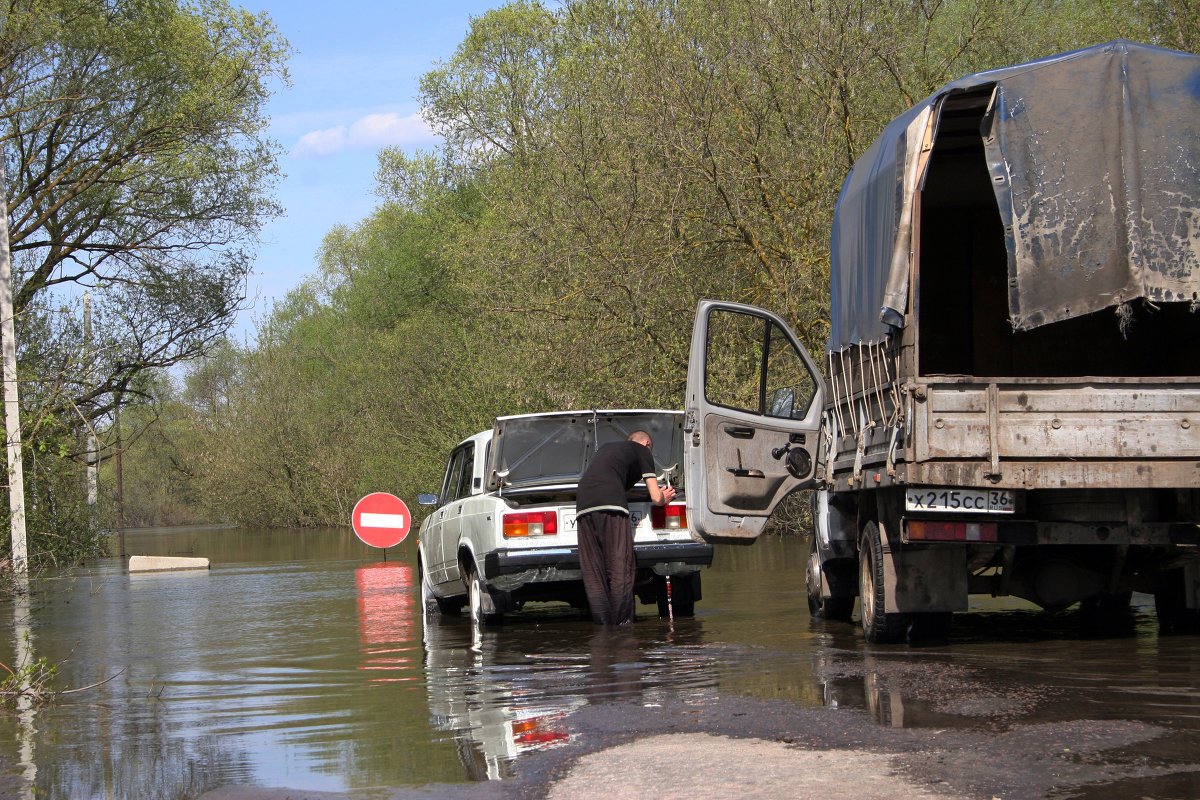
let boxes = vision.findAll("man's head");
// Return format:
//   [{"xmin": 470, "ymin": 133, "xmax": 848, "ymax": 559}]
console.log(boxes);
[{"xmin": 628, "ymin": 430, "xmax": 652, "ymax": 449}]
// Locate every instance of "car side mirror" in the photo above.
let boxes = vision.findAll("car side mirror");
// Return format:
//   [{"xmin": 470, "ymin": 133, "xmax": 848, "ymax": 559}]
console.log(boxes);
[{"xmin": 417, "ymin": 493, "xmax": 439, "ymax": 506}]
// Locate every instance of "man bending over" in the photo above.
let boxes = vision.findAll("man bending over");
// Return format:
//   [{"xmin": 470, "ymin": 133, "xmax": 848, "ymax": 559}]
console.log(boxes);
[{"xmin": 575, "ymin": 430, "xmax": 676, "ymax": 625}]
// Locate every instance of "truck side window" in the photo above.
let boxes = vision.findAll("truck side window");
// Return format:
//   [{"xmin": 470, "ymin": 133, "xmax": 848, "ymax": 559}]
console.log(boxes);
[{"xmin": 704, "ymin": 308, "xmax": 816, "ymax": 419}]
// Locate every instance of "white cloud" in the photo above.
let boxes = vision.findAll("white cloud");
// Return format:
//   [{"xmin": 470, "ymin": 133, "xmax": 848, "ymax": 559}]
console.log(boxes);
[
  {"xmin": 291, "ymin": 111, "xmax": 435, "ymax": 157},
  {"xmin": 349, "ymin": 112, "xmax": 432, "ymax": 148},
  {"xmin": 292, "ymin": 126, "xmax": 347, "ymax": 157}
]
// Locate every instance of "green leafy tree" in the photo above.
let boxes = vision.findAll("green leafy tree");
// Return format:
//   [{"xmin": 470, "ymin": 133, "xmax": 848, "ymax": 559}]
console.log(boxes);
[
  {"xmin": 163, "ymin": 0, "xmax": 1186, "ymax": 530},
  {"xmin": 0, "ymin": 0, "xmax": 288, "ymax": 561}
]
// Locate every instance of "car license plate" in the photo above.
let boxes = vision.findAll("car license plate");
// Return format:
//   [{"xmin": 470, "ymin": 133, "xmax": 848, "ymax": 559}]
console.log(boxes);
[
  {"xmin": 563, "ymin": 509, "xmax": 656, "ymax": 532},
  {"xmin": 905, "ymin": 488, "xmax": 1014, "ymax": 514}
]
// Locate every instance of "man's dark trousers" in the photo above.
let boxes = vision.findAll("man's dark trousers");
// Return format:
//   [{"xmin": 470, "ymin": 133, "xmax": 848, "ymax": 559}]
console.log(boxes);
[{"xmin": 578, "ymin": 510, "xmax": 636, "ymax": 625}]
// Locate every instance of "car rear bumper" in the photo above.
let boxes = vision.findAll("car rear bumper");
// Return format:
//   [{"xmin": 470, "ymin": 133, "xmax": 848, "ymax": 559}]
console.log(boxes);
[{"xmin": 484, "ymin": 540, "xmax": 713, "ymax": 577}]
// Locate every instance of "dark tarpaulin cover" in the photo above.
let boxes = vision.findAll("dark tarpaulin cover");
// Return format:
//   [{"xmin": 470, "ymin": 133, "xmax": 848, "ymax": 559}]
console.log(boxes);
[{"xmin": 828, "ymin": 40, "xmax": 1200, "ymax": 351}]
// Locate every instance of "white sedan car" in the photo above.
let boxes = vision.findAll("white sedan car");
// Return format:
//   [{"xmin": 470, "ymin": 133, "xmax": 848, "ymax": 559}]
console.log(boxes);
[{"xmin": 417, "ymin": 410, "xmax": 712, "ymax": 627}]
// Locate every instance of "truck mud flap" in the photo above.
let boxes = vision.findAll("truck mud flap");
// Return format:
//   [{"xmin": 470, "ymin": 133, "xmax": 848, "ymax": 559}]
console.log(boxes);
[{"xmin": 885, "ymin": 544, "xmax": 968, "ymax": 613}]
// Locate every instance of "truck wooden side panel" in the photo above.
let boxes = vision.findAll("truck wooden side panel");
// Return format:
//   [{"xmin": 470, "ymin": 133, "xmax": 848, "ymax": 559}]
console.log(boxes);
[
  {"xmin": 917, "ymin": 384, "xmax": 1200, "ymax": 462},
  {"xmin": 822, "ymin": 353, "xmax": 1200, "ymax": 491}
]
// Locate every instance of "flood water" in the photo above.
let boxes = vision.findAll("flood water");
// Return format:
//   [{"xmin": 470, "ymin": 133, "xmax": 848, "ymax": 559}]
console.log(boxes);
[{"xmin": 0, "ymin": 527, "xmax": 1198, "ymax": 798}]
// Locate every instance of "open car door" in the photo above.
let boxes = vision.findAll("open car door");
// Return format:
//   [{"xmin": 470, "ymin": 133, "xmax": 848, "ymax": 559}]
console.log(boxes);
[{"xmin": 684, "ymin": 300, "xmax": 826, "ymax": 542}]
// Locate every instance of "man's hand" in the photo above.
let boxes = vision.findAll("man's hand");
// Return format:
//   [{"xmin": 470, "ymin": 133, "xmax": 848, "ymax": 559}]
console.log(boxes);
[{"xmin": 647, "ymin": 477, "xmax": 676, "ymax": 506}]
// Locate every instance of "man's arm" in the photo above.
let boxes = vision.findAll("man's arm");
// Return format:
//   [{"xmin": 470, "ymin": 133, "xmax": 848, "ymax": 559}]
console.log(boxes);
[{"xmin": 646, "ymin": 477, "xmax": 676, "ymax": 506}]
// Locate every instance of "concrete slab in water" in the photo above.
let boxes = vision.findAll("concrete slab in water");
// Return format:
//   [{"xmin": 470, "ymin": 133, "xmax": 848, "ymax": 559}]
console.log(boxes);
[{"xmin": 128, "ymin": 555, "xmax": 210, "ymax": 572}]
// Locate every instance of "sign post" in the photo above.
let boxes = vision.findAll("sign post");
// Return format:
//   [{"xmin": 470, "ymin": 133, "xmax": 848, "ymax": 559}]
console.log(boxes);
[{"xmin": 351, "ymin": 492, "xmax": 412, "ymax": 553}]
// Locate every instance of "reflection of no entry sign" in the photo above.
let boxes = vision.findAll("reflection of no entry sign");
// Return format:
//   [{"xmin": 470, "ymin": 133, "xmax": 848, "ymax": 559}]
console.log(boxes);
[{"xmin": 351, "ymin": 492, "xmax": 411, "ymax": 549}]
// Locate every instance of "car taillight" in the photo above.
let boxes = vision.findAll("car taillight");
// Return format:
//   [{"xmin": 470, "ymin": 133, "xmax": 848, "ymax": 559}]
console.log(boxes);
[
  {"xmin": 905, "ymin": 519, "xmax": 997, "ymax": 542},
  {"xmin": 511, "ymin": 715, "xmax": 570, "ymax": 748},
  {"xmin": 651, "ymin": 503, "xmax": 687, "ymax": 530},
  {"xmin": 503, "ymin": 511, "xmax": 559, "ymax": 538}
]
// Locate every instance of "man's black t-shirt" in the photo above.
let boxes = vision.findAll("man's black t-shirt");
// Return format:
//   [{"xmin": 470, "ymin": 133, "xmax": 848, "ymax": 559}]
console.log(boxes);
[{"xmin": 575, "ymin": 440, "xmax": 656, "ymax": 517}]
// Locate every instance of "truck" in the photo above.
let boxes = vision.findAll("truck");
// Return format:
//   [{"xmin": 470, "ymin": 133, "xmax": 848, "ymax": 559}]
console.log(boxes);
[
  {"xmin": 417, "ymin": 409, "xmax": 713, "ymax": 628},
  {"xmin": 682, "ymin": 40, "xmax": 1200, "ymax": 642}
]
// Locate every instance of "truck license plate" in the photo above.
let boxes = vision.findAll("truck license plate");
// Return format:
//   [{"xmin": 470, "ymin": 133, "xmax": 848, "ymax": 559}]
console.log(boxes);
[{"xmin": 905, "ymin": 488, "xmax": 1014, "ymax": 514}]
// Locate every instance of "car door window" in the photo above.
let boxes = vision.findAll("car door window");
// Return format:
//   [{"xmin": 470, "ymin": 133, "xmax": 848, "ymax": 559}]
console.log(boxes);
[
  {"xmin": 704, "ymin": 308, "xmax": 817, "ymax": 419},
  {"xmin": 453, "ymin": 443, "xmax": 475, "ymax": 500},
  {"xmin": 763, "ymin": 323, "xmax": 818, "ymax": 420},
  {"xmin": 441, "ymin": 448, "xmax": 466, "ymax": 504}
]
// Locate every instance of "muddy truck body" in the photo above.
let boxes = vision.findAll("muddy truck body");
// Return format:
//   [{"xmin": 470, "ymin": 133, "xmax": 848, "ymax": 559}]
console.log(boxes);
[{"xmin": 682, "ymin": 41, "xmax": 1200, "ymax": 642}]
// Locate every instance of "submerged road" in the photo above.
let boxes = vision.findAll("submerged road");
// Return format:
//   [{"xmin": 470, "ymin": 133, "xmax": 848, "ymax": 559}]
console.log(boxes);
[
  {"xmin": 198, "ymin": 595, "xmax": 1200, "ymax": 800},
  {"xmin": 199, "ymin": 687, "xmax": 1193, "ymax": 800},
  {"xmin": 3, "ymin": 530, "xmax": 1199, "ymax": 799}
]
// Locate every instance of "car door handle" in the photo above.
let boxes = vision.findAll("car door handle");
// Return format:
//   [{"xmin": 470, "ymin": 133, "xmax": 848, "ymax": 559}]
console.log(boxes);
[
  {"xmin": 727, "ymin": 468, "xmax": 765, "ymax": 478},
  {"xmin": 723, "ymin": 426, "xmax": 755, "ymax": 439}
]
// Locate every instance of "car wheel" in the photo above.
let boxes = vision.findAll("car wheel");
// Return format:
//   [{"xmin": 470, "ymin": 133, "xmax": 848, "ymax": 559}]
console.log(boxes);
[
  {"xmin": 467, "ymin": 565, "xmax": 501, "ymax": 629},
  {"xmin": 859, "ymin": 521, "xmax": 910, "ymax": 644},
  {"xmin": 419, "ymin": 558, "xmax": 437, "ymax": 617},
  {"xmin": 420, "ymin": 557, "xmax": 465, "ymax": 617},
  {"xmin": 656, "ymin": 574, "xmax": 696, "ymax": 618},
  {"xmin": 807, "ymin": 535, "xmax": 854, "ymax": 621}
]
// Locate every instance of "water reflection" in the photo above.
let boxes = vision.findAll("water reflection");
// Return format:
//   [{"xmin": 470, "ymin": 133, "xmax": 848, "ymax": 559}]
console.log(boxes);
[
  {"xmin": 356, "ymin": 562, "xmax": 417, "ymax": 681},
  {"xmin": 421, "ymin": 608, "xmax": 722, "ymax": 782},
  {"xmin": 11, "ymin": 576, "xmax": 36, "ymax": 800},
  {"xmin": 808, "ymin": 597, "xmax": 1200, "ymax": 733},
  {"xmin": 423, "ymin": 618, "xmax": 579, "ymax": 781},
  {"xmin": 0, "ymin": 527, "xmax": 466, "ymax": 799},
  {"xmin": 0, "ymin": 529, "xmax": 1196, "ymax": 798}
]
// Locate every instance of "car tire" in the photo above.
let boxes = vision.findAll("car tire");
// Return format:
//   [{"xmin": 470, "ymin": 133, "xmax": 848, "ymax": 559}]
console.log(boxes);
[
  {"xmin": 806, "ymin": 535, "xmax": 854, "ymax": 621},
  {"xmin": 419, "ymin": 557, "xmax": 437, "ymax": 617},
  {"xmin": 656, "ymin": 574, "xmax": 696, "ymax": 618},
  {"xmin": 420, "ymin": 557, "xmax": 465, "ymax": 617},
  {"xmin": 859, "ymin": 520, "xmax": 910, "ymax": 644},
  {"xmin": 467, "ymin": 564, "xmax": 501, "ymax": 629}
]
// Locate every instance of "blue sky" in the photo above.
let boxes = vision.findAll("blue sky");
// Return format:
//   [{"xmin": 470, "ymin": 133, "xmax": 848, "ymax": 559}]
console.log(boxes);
[{"xmin": 236, "ymin": 0, "xmax": 503, "ymax": 341}]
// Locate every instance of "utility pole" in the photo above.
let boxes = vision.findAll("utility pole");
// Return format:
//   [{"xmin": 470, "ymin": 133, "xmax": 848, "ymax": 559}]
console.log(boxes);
[
  {"xmin": 0, "ymin": 167, "xmax": 27, "ymax": 572},
  {"xmin": 115, "ymin": 391, "xmax": 125, "ymax": 557},
  {"xmin": 84, "ymin": 293, "xmax": 97, "ymax": 531}
]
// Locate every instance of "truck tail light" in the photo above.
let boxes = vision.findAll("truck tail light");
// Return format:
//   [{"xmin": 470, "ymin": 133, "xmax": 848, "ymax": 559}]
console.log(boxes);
[
  {"xmin": 905, "ymin": 519, "xmax": 997, "ymax": 542},
  {"xmin": 503, "ymin": 511, "xmax": 559, "ymax": 538},
  {"xmin": 651, "ymin": 503, "xmax": 688, "ymax": 530}
]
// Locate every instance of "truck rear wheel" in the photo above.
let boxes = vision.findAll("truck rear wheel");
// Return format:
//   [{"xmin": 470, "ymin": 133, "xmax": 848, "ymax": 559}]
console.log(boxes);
[
  {"xmin": 1154, "ymin": 570, "xmax": 1200, "ymax": 634},
  {"xmin": 807, "ymin": 535, "xmax": 854, "ymax": 621},
  {"xmin": 859, "ymin": 521, "xmax": 911, "ymax": 644}
]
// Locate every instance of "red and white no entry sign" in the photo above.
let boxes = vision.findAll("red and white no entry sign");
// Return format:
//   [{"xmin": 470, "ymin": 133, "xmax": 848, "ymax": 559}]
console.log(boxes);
[{"xmin": 351, "ymin": 492, "xmax": 411, "ymax": 549}]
